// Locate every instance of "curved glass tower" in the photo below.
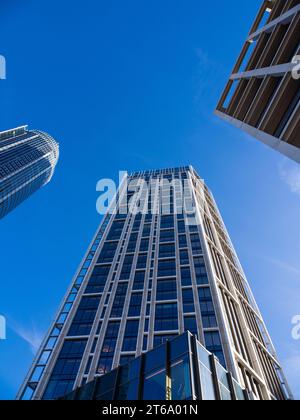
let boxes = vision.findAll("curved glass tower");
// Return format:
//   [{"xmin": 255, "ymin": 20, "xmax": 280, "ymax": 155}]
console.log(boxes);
[{"xmin": 0, "ymin": 125, "xmax": 59, "ymax": 219}]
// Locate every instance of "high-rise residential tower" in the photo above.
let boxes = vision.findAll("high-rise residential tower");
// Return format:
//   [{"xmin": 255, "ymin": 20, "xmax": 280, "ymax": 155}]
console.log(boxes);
[
  {"xmin": 215, "ymin": 0, "xmax": 300, "ymax": 163},
  {"xmin": 0, "ymin": 126, "xmax": 59, "ymax": 219},
  {"xmin": 17, "ymin": 166, "xmax": 292, "ymax": 400}
]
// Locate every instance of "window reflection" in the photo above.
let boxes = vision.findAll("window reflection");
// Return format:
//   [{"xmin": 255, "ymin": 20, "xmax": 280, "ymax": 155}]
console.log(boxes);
[
  {"xmin": 143, "ymin": 368, "xmax": 166, "ymax": 400},
  {"xmin": 197, "ymin": 343, "xmax": 216, "ymax": 401},
  {"xmin": 170, "ymin": 357, "xmax": 192, "ymax": 400}
]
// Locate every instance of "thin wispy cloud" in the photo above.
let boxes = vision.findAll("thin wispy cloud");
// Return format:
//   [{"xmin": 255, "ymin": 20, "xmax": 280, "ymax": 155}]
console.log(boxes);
[
  {"xmin": 283, "ymin": 348, "xmax": 300, "ymax": 399},
  {"xmin": 193, "ymin": 47, "xmax": 226, "ymax": 115},
  {"xmin": 279, "ymin": 159, "xmax": 300, "ymax": 195},
  {"xmin": 194, "ymin": 48, "xmax": 220, "ymax": 94},
  {"xmin": 9, "ymin": 319, "xmax": 44, "ymax": 354},
  {"xmin": 263, "ymin": 256, "xmax": 300, "ymax": 278}
]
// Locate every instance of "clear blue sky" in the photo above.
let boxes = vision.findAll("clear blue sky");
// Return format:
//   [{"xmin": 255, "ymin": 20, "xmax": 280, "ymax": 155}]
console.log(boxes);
[{"xmin": 0, "ymin": 0, "xmax": 300, "ymax": 400}]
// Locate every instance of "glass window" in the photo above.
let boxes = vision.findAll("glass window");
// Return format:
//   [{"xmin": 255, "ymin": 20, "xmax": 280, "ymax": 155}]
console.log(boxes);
[
  {"xmin": 97, "ymin": 355, "xmax": 113, "ymax": 375},
  {"xmin": 136, "ymin": 253, "xmax": 147, "ymax": 269},
  {"xmin": 110, "ymin": 283, "xmax": 128, "ymax": 318},
  {"xmin": 97, "ymin": 241, "xmax": 118, "ymax": 263},
  {"xmin": 202, "ymin": 315, "xmax": 218, "ymax": 329},
  {"xmin": 100, "ymin": 337, "xmax": 117, "ymax": 358},
  {"xmin": 106, "ymin": 220, "xmax": 125, "ymax": 240},
  {"xmin": 91, "ymin": 338, "xmax": 98, "ymax": 353},
  {"xmin": 144, "ymin": 318, "xmax": 149, "ymax": 332},
  {"xmin": 122, "ymin": 320, "xmax": 139, "ymax": 352},
  {"xmin": 217, "ymin": 362, "xmax": 232, "ymax": 400},
  {"xmin": 204, "ymin": 331, "xmax": 221, "ymax": 348},
  {"xmin": 68, "ymin": 321, "xmax": 93, "ymax": 337},
  {"xmin": 101, "ymin": 307, "xmax": 107, "ymax": 319},
  {"xmin": 119, "ymin": 355, "xmax": 135, "ymax": 366},
  {"xmin": 159, "ymin": 243, "xmax": 175, "ymax": 258},
  {"xmin": 53, "ymin": 356, "xmax": 82, "ymax": 376},
  {"xmin": 194, "ymin": 257, "xmax": 209, "ymax": 285},
  {"xmin": 114, "ymin": 213, "xmax": 127, "ymax": 220},
  {"xmin": 156, "ymin": 278, "xmax": 177, "ymax": 301},
  {"xmin": 160, "ymin": 229, "xmax": 175, "ymax": 243},
  {"xmin": 233, "ymin": 379, "xmax": 246, "ymax": 400},
  {"xmin": 142, "ymin": 224, "xmax": 151, "ymax": 237},
  {"xmin": 139, "ymin": 238, "xmax": 149, "ymax": 252},
  {"xmin": 198, "ymin": 287, "xmax": 212, "ymax": 302},
  {"xmin": 115, "ymin": 379, "xmax": 139, "ymax": 400},
  {"xmin": 128, "ymin": 293, "xmax": 143, "ymax": 317},
  {"xmin": 155, "ymin": 303, "xmax": 178, "ymax": 331},
  {"xmin": 143, "ymin": 335, "xmax": 148, "ymax": 351},
  {"xmin": 59, "ymin": 339, "xmax": 88, "ymax": 358},
  {"xmin": 153, "ymin": 334, "xmax": 178, "ymax": 348},
  {"xmin": 177, "ymin": 220, "xmax": 186, "ymax": 234},
  {"xmin": 144, "ymin": 343, "xmax": 166, "ymax": 373},
  {"xmin": 180, "ymin": 267, "xmax": 192, "ymax": 286},
  {"xmin": 94, "ymin": 370, "xmax": 118, "ymax": 399},
  {"xmin": 199, "ymin": 300, "xmax": 215, "ymax": 314},
  {"xmin": 77, "ymin": 296, "xmax": 100, "ymax": 310},
  {"xmin": 184, "ymin": 316, "xmax": 198, "ymax": 336},
  {"xmin": 160, "ymin": 215, "xmax": 174, "ymax": 229},
  {"xmin": 204, "ymin": 331, "xmax": 225, "ymax": 367},
  {"xmin": 132, "ymin": 217, "xmax": 141, "ymax": 232},
  {"xmin": 212, "ymin": 351, "xmax": 226, "ymax": 368},
  {"xmin": 157, "ymin": 259, "xmax": 176, "ymax": 277},
  {"xmin": 274, "ymin": 85, "xmax": 300, "ymax": 138},
  {"xmin": 180, "ymin": 250, "xmax": 189, "ymax": 265},
  {"xmin": 119, "ymin": 358, "xmax": 141, "ymax": 384},
  {"xmin": 77, "ymin": 380, "xmax": 94, "ymax": 400},
  {"xmin": 143, "ymin": 369, "xmax": 166, "ymax": 400},
  {"xmin": 126, "ymin": 233, "xmax": 138, "ymax": 253},
  {"xmin": 198, "ymin": 287, "xmax": 217, "ymax": 330},
  {"xmin": 145, "ymin": 213, "xmax": 152, "ymax": 222},
  {"xmin": 190, "ymin": 234, "xmax": 202, "ymax": 254},
  {"xmin": 96, "ymin": 321, "xmax": 102, "ymax": 335},
  {"xmin": 97, "ymin": 356, "xmax": 114, "ymax": 376},
  {"xmin": 197, "ymin": 343, "xmax": 216, "ymax": 400},
  {"xmin": 120, "ymin": 255, "xmax": 134, "ymax": 280},
  {"xmin": 132, "ymin": 271, "xmax": 145, "ymax": 290},
  {"xmin": 42, "ymin": 379, "xmax": 75, "ymax": 400},
  {"xmin": 182, "ymin": 289, "xmax": 195, "ymax": 313},
  {"xmin": 42, "ymin": 339, "xmax": 88, "ymax": 400},
  {"xmin": 96, "ymin": 321, "xmax": 120, "ymax": 375},
  {"xmin": 105, "ymin": 321, "xmax": 120, "ymax": 338},
  {"xmin": 169, "ymin": 333, "xmax": 189, "ymax": 361},
  {"xmin": 178, "ymin": 235, "xmax": 187, "ymax": 248},
  {"xmin": 170, "ymin": 356, "xmax": 192, "ymax": 400},
  {"xmin": 69, "ymin": 296, "xmax": 101, "ymax": 336},
  {"xmin": 85, "ymin": 265, "xmax": 111, "ymax": 293}
]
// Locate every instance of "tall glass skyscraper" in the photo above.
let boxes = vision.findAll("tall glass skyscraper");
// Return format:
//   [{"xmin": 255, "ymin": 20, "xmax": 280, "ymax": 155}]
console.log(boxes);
[
  {"xmin": 0, "ymin": 125, "xmax": 59, "ymax": 219},
  {"xmin": 17, "ymin": 166, "xmax": 292, "ymax": 400}
]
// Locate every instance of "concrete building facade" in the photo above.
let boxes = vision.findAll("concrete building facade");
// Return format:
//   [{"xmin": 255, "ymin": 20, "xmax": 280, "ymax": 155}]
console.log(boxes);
[{"xmin": 216, "ymin": 0, "xmax": 300, "ymax": 163}]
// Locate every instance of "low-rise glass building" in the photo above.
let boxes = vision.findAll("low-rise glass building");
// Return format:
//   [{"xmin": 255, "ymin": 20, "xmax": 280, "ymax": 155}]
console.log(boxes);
[{"xmin": 60, "ymin": 332, "xmax": 247, "ymax": 401}]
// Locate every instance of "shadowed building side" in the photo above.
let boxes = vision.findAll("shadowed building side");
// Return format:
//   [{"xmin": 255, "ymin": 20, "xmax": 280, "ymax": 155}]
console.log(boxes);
[{"xmin": 216, "ymin": 0, "xmax": 300, "ymax": 163}]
